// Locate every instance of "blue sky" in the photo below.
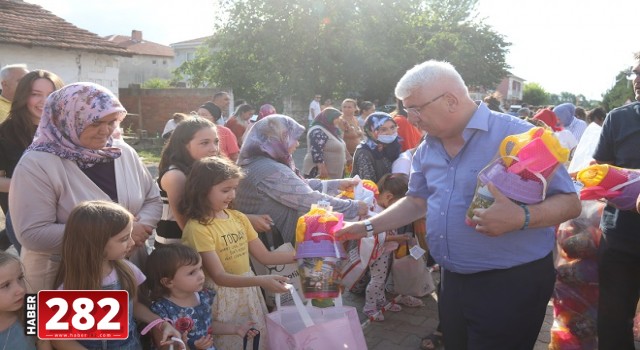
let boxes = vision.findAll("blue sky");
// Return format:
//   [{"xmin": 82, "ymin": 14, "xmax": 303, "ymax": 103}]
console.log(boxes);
[{"xmin": 27, "ymin": 0, "xmax": 638, "ymax": 100}]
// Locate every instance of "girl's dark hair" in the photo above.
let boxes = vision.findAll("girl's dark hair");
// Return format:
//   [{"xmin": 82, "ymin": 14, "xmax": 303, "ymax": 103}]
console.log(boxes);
[
  {"xmin": 377, "ymin": 173, "xmax": 409, "ymax": 198},
  {"xmin": 180, "ymin": 156, "xmax": 244, "ymax": 224},
  {"xmin": 233, "ymin": 103, "xmax": 254, "ymax": 117},
  {"xmin": 0, "ymin": 70, "xmax": 64, "ymax": 148},
  {"xmin": 586, "ymin": 107, "xmax": 606, "ymax": 124},
  {"xmin": 144, "ymin": 244, "xmax": 201, "ymax": 301},
  {"xmin": 158, "ymin": 117, "xmax": 217, "ymax": 176},
  {"xmin": 360, "ymin": 101, "xmax": 374, "ymax": 112}
]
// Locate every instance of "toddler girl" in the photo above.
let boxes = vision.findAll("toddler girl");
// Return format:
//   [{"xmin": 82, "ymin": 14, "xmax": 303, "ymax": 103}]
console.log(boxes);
[
  {"xmin": 363, "ymin": 173, "xmax": 411, "ymax": 321},
  {"xmin": 180, "ymin": 156, "xmax": 295, "ymax": 350},
  {"xmin": 145, "ymin": 244, "xmax": 258, "ymax": 349},
  {"xmin": 52, "ymin": 200, "xmax": 183, "ymax": 350},
  {"xmin": 0, "ymin": 251, "xmax": 43, "ymax": 349}
]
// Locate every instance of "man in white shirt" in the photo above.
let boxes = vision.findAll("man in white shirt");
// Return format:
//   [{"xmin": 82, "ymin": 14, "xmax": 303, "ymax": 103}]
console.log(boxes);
[{"xmin": 308, "ymin": 94, "xmax": 321, "ymax": 124}]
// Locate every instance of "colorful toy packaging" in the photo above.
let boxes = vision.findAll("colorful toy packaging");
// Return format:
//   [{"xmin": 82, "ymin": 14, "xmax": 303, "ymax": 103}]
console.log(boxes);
[
  {"xmin": 294, "ymin": 201, "xmax": 346, "ymax": 299},
  {"xmin": 549, "ymin": 200, "xmax": 604, "ymax": 350},
  {"xmin": 576, "ymin": 164, "xmax": 640, "ymax": 210},
  {"xmin": 466, "ymin": 127, "xmax": 570, "ymax": 224}
]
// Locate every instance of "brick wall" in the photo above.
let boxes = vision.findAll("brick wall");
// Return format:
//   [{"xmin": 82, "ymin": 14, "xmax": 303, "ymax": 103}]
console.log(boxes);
[{"xmin": 118, "ymin": 87, "xmax": 225, "ymax": 135}]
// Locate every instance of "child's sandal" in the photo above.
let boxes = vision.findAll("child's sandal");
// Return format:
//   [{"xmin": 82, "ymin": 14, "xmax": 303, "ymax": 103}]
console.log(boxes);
[
  {"xmin": 363, "ymin": 309, "xmax": 384, "ymax": 321},
  {"xmin": 398, "ymin": 295, "xmax": 424, "ymax": 308}
]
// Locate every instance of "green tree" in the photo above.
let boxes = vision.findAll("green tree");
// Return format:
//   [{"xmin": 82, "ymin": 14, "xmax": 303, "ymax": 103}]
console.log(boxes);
[
  {"xmin": 601, "ymin": 71, "xmax": 635, "ymax": 111},
  {"xmin": 141, "ymin": 78, "xmax": 171, "ymax": 89},
  {"xmin": 522, "ymin": 82, "xmax": 548, "ymax": 106},
  {"xmin": 175, "ymin": 0, "xmax": 510, "ymax": 105}
]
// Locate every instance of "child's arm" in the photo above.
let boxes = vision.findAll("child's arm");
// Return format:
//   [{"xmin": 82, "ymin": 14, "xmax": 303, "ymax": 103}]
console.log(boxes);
[
  {"xmin": 133, "ymin": 294, "xmax": 185, "ymax": 349},
  {"xmin": 212, "ymin": 320, "xmax": 258, "ymax": 338},
  {"xmin": 36, "ymin": 339, "xmax": 52, "ymax": 350},
  {"xmin": 49, "ymin": 340, "xmax": 86, "ymax": 350},
  {"xmin": 248, "ymin": 238, "xmax": 296, "ymax": 265},
  {"xmin": 384, "ymin": 233, "xmax": 411, "ymax": 242},
  {"xmin": 200, "ymin": 251, "xmax": 289, "ymax": 293}
]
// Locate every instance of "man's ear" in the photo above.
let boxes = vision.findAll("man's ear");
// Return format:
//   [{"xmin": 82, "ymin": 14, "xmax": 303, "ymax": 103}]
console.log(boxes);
[{"xmin": 444, "ymin": 92, "xmax": 459, "ymax": 111}]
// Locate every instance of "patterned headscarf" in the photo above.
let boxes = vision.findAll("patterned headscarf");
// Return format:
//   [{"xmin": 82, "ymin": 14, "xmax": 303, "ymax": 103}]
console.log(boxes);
[
  {"xmin": 310, "ymin": 107, "xmax": 342, "ymax": 138},
  {"xmin": 238, "ymin": 114, "xmax": 305, "ymax": 169},
  {"xmin": 258, "ymin": 104, "xmax": 276, "ymax": 120},
  {"xmin": 28, "ymin": 82, "xmax": 127, "ymax": 169},
  {"xmin": 362, "ymin": 112, "xmax": 401, "ymax": 161}
]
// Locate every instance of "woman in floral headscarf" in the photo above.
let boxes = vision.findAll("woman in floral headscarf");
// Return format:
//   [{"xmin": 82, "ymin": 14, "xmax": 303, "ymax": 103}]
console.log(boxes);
[
  {"xmin": 9, "ymin": 82, "xmax": 161, "ymax": 292},
  {"xmin": 235, "ymin": 114, "xmax": 366, "ymax": 244},
  {"xmin": 351, "ymin": 112, "xmax": 402, "ymax": 183},
  {"xmin": 302, "ymin": 107, "xmax": 348, "ymax": 179}
]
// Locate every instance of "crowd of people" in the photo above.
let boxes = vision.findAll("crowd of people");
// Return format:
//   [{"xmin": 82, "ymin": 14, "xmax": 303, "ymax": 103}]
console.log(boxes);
[{"xmin": 0, "ymin": 52, "xmax": 638, "ymax": 350}]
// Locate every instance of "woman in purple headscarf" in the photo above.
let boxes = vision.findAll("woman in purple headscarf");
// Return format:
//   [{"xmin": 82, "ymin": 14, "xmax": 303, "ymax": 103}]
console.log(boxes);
[
  {"xmin": 9, "ymin": 82, "xmax": 162, "ymax": 292},
  {"xmin": 235, "ymin": 114, "xmax": 366, "ymax": 244}
]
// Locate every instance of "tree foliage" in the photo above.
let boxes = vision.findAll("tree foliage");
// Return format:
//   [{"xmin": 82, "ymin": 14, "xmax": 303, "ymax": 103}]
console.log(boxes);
[
  {"xmin": 141, "ymin": 78, "xmax": 171, "ymax": 89},
  {"xmin": 522, "ymin": 82, "xmax": 548, "ymax": 106},
  {"xmin": 601, "ymin": 71, "xmax": 635, "ymax": 111},
  {"xmin": 175, "ymin": 0, "xmax": 511, "ymax": 106}
]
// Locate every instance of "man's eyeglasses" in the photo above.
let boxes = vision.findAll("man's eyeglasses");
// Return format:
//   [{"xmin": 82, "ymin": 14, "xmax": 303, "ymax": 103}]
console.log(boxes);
[{"xmin": 404, "ymin": 93, "xmax": 446, "ymax": 116}]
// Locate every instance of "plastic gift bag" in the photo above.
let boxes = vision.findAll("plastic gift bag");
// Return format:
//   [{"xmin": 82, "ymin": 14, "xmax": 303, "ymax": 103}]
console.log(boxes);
[
  {"xmin": 266, "ymin": 284, "xmax": 367, "ymax": 350},
  {"xmin": 550, "ymin": 200, "xmax": 603, "ymax": 350},
  {"xmin": 387, "ymin": 241, "xmax": 435, "ymax": 297}
]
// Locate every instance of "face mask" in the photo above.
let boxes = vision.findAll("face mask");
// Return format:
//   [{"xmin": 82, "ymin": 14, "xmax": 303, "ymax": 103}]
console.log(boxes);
[{"xmin": 377, "ymin": 133, "xmax": 398, "ymax": 144}]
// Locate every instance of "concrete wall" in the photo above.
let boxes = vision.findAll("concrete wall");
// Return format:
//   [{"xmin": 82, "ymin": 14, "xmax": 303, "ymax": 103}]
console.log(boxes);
[
  {"xmin": 118, "ymin": 54, "xmax": 173, "ymax": 88},
  {"xmin": 0, "ymin": 44, "xmax": 120, "ymax": 94}
]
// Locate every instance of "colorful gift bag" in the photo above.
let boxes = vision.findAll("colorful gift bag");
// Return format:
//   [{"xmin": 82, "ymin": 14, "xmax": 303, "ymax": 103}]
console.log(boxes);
[{"xmin": 266, "ymin": 285, "xmax": 367, "ymax": 350}]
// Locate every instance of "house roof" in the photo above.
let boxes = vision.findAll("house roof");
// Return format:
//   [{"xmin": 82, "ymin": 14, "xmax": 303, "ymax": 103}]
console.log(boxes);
[
  {"xmin": 105, "ymin": 34, "xmax": 174, "ymax": 58},
  {"xmin": 170, "ymin": 36, "xmax": 212, "ymax": 46},
  {"xmin": 0, "ymin": 0, "xmax": 130, "ymax": 56}
]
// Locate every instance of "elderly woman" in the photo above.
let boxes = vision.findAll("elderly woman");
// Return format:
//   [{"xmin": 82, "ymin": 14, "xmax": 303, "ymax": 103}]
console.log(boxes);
[
  {"xmin": 351, "ymin": 112, "xmax": 402, "ymax": 183},
  {"xmin": 9, "ymin": 82, "xmax": 161, "ymax": 292},
  {"xmin": 235, "ymin": 114, "xmax": 367, "ymax": 244},
  {"xmin": 302, "ymin": 107, "xmax": 348, "ymax": 179}
]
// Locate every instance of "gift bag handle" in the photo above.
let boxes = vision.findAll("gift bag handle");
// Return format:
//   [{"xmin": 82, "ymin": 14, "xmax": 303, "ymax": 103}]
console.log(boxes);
[
  {"xmin": 243, "ymin": 328, "xmax": 261, "ymax": 350},
  {"xmin": 276, "ymin": 284, "xmax": 315, "ymax": 327}
]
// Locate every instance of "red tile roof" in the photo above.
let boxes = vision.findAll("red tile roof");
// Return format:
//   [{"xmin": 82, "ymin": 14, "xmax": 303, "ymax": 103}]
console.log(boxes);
[
  {"xmin": 105, "ymin": 34, "xmax": 174, "ymax": 57},
  {"xmin": 0, "ymin": 0, "xmax": 130, "ymax": 56}
]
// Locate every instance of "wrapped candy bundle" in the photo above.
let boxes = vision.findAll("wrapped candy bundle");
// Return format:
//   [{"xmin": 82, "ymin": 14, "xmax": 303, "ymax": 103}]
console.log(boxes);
[
  {"xmin": 466, "ymin": 127, "xmax": 570, "ymax": 223},
  {"xmin": 295, "ymin": 202, "xmax": 346, "ymax": 299},
  {"xmin": 576, "ymin": 164, "xmax": 640, "ymax": 210}
]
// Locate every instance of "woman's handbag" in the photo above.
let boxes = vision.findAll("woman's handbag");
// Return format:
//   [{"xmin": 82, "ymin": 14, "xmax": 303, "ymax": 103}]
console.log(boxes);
[{"xmin": 266, "ymin": 284, "xmax": 367, "ymax": 350}]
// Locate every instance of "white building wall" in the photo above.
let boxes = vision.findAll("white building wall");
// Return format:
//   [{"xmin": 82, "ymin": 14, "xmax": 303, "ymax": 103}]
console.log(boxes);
[
  {"xmin": 118, "ymin": 54, "xmax": 173, "ymax": 88},
  {"xmin": 0, "ymin": 44, "xmax": 121, "ymax": 95}
]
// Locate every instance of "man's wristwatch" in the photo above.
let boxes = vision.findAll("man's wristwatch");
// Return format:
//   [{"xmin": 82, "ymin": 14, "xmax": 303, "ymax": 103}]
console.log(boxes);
[{"xmin": 363, "ymin": 220, "xmax": 374, "ymax": 237}]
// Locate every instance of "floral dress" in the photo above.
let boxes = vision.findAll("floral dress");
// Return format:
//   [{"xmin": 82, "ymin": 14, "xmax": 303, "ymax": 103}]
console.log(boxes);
[{"xmin": 151, "ymin": 289, "xmax": 216, "ymax": 350}]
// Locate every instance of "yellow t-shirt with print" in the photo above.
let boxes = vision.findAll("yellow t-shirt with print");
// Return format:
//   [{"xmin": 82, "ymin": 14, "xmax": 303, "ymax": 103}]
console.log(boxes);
[{"xmin": 182, "ymin": 209, "xmax": 258, "ymax": 275}]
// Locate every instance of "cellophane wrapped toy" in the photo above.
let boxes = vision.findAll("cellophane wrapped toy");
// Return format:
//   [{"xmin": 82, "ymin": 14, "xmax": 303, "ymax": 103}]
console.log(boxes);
[
  {"xmin": 466, "ymin": 127, "xmax": 570, "ymax": 224},
  {"xmin": 338, "ymin": 179, "xmax": 381, "ymax": 292},
  {"xmin": 576, "ymin": 164, "xmax": 640, "ymax": 211},
  {"xmin": 295, "ymin": 202, "xmax": 346, "ymax": 299},
  {"xmin": 549, "ymin": 200, "xmax": 604, "ymax": 350}
]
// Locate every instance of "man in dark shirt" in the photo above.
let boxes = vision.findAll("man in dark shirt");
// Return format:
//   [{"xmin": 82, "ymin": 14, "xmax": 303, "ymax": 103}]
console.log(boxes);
[{"xmin": 593, "ymin": 51, "xmax": 640, "ymax": 349}]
